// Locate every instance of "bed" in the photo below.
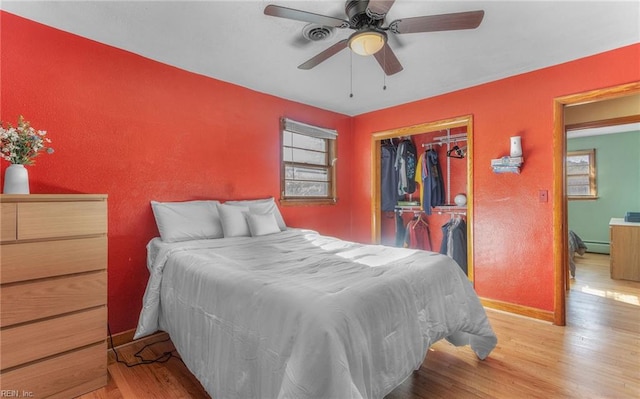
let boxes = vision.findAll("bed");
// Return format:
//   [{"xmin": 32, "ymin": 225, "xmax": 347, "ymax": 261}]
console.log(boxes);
[{"xmin": 135, "ymin": 199, "xmax": 497, "ymax": 399}]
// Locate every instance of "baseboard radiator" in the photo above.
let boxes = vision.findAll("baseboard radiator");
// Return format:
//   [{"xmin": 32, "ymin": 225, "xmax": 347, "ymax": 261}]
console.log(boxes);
[{"xmin": 581, "ymin": 240, "xmax": 610, "ymax": 255}]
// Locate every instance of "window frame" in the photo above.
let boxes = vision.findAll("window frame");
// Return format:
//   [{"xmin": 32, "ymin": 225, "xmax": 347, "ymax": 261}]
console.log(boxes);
[
  {"xmin": 280, "ymin": 118, "xmax": 337, "ymax": 206},
  {"xmin": 567, "ymin": 148, "xmax": 598, "ymax": 200}
]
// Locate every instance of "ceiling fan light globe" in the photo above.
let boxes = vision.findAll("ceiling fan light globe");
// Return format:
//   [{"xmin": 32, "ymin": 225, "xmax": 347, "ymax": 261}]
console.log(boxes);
[{"xmin": 348, "ymin": 31, "xmax": 385, "ymax": 56}]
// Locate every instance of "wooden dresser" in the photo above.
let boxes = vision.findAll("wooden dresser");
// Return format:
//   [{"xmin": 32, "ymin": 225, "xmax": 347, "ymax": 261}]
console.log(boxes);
[
  {"xmin": 0, "ymin": 194, "xmax": 108, "ymax": 398},
  {"xmin": 609, "ymin": 218, "xmax": 640, "ymax": 282}
]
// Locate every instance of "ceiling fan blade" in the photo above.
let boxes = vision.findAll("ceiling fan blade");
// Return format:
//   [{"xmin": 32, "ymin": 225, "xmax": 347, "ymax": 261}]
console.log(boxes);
[
  {"xmin": 366, "ymin": 0, "xmax": 396, "ymax": 19},
  {"xmin": 298, "ymin": 39, "xmax": 349, "ymax": 70},
  {"xmin": 387, "ymin": 32, "xmax": 405, "ymax": 49},
  {"xmin": 264, "ymin": 5, "xmax": 350, "ymax": 29},
  {"xmin": 388, "ymin": 10, "xmax": 484, "ymax": 34},
  {"xmin": 373, "ymin": 43, "xmax": 403, "ymax": 76}
]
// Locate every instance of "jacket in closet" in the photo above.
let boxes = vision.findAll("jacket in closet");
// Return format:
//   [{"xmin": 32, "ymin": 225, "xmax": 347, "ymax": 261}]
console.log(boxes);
[
  {"xmin": 381, "ymin": 142, "xmax": 400, "ymax": 211},
  {"xmin": 422, "ymin": 149, "xmax": 445, "ymax": 214},
  {"xmin": 440, "ymin": 218, "xmax": 467, "ymax": 275},
  {"xmin": 395, "ymin": 139, "xmax": 417, "ymax": 196},
  {"xmin": 403, "ymin": 215, "xmax": 432, "ymax": 251}
]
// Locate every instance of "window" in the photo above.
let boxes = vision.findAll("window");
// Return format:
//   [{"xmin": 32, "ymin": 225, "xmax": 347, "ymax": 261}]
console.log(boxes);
[
  {"xmin": 281, "ymin": 118, "xmax": 337, "ymax": 205},
  {"xmin": 567, "ymin": 149, "xmax": 597, "ymax": 199}
]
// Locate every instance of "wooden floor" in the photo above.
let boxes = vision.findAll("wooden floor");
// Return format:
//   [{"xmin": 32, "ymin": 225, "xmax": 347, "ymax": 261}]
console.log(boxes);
[{"xmin": 80, "ymin": 253, "xmax": 640, "ymax": 398}]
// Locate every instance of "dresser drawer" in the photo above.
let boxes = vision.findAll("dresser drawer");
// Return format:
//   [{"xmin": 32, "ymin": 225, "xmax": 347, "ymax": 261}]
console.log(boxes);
[
  {"xmin": 0, "ymin": 342, "xmax": 107, "ymax": 399},
  {"xmin": 1, "ymin": 307, "xmax": 106, "ymax": 370},
  {"xmin": 1, "ymin": 203, "xmax": 17, "ymax": 242},
  {"xmin": 17, "ymin": 201, "xmax": 107, "ymax": 240},
  {"xmin": 0, "ymin": 271, "xmax": 107, "ymax": 327},
  {"xmin": 0, "ymin": 237, "xmax": 107, "ymax": 284}
]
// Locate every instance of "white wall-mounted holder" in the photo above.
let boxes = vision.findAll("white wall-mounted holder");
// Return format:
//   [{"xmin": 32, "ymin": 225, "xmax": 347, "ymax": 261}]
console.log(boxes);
[
  {"xmin": 491, "ymin": 156, "xmax": 524, "ymax": 174},
  {"xmin": 510, "ymin": 136, "xmax": 522, "ymax": 157},
  {"xmin": 491, "ymin": 135, "xmax": 524, "ymax": 173}
]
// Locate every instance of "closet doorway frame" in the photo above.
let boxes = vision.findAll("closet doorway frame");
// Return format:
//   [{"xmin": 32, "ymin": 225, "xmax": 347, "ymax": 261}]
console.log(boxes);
[{"xmin": 370, "ymin": 114, "xmax": 475, "ymax": 283}]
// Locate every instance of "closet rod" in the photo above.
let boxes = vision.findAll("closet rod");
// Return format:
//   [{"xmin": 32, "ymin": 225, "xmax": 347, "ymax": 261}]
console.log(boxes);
[
  {"xmin": 437, "ymin": 210, "xmax": 467, "ymax": 216},
  {"xmin": 421, "ymin": 134, "xmax": 467, "ymax": 147},
  {"xmin": 394, "ymin": 207, "xmax": 425, "ymax": 218},
  {"xmin": 433, "ymin": 133, "xmax": 467, "ymax": 143}
]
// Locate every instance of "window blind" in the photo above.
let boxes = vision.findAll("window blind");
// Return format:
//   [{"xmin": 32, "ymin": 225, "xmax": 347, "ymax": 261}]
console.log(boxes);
[{"xmin": 283, "ymin": 118, "xmax": 338, "ymax": 139}]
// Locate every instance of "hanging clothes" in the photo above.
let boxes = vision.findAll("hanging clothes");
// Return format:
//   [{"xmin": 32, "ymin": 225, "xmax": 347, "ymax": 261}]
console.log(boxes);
[
  {"xmin": 418, "ymin": 151, "xmax": 431, "ymax": 214},
  {"xmin": 403, "ymin": 214, "xmax": 432, "ymax": 251},
  {"xmin": 381, "ymin": 140, "xmax": 399, "ymax": 211},
  {"xmin": 423, "ymin": 149, "xmax": 445, "ymax": 213},
  {"xmin": 394, "ymin": 210, "xmax": 405, "ymax": 248},
  {"xmin": 414, "ymin": 151, "xmax": 424, "ymax": 208},
  {"xmin": 440, "ymin": 217, "xmax": 467, "ymax": 275},
  {"xmin": 395, "ymin": 138, "xmax": 417, "ymax": 196}
]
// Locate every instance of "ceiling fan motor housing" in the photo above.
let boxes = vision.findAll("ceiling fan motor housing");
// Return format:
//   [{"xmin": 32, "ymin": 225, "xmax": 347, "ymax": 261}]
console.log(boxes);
[{"xmin": 345, "ymin": 0, "xmax": 384, "ymax": 29}]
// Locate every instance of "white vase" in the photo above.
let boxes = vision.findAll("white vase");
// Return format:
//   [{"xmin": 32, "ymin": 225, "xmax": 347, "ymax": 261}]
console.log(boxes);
[{"xmin": 3, "ymin": 164, "xmax": 30, "ymax": 194}]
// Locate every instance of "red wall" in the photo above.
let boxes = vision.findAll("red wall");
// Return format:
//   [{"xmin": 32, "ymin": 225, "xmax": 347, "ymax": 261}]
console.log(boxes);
[
  {"xmin": 352, "ymin": 44, "xmax": 640, "ymax": 311},
  {"xmin": 0, "ymin": 12, "xmax": 353, "ymax": 333},
  {"xmin": 2, "ymin": 11, "xmax": 639, "ymax": 332}
]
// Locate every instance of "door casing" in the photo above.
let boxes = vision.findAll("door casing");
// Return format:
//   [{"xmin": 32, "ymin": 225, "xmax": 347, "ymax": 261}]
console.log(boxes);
[{"xmin": 552, "ymin": 81, "xmax": 640, "ymax": 325}]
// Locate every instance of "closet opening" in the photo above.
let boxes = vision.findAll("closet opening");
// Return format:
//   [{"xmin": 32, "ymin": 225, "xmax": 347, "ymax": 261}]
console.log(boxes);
[{"xmin": 370, "ymin": 115, "xmax": 474, "ymax": 282}]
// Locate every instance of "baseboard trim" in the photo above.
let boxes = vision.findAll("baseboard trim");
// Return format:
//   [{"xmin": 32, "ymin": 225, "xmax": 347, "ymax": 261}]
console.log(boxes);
[
  {"xmin": 108, "ymin": 328, "xmax": 169, "ymax": 349},
  {"xmin": 480, "ymin": 297, "xmax": 555, "ymax": 323},
  {"xmin": 108, "ymin": 328, "xmax": 135, "ymax": 349}
]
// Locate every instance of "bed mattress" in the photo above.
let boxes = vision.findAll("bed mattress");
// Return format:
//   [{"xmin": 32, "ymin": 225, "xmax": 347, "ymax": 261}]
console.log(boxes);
[{"xmin": 135, "ymin": 229, "xmax": 497, "ymax": 399}]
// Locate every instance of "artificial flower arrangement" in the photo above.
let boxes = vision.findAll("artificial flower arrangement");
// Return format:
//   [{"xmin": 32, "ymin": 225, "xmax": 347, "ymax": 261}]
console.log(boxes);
[{"xmin": 0, "ymin": 115, "xmax": 54, "ymax": 165}]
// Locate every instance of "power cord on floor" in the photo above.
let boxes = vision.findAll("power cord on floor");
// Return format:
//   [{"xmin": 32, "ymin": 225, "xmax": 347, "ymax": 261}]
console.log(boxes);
[{"xmin": 108, "ymin": 324, "xmax": 183, "ymax": 367}]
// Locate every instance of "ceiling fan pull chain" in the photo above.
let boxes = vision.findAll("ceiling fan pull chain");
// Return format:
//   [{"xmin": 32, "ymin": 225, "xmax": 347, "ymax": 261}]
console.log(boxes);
[
  {"xmin": 350, "ymin": 51, "xmax": 354, "ymax": 98},
  {"xmin": 383, "ymin": 47, "xmax": 387, "ymax": 91}
]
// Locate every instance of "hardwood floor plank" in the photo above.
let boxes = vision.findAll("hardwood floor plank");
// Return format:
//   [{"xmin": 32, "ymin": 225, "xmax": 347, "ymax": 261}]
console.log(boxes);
[
  {"xmin": 106, "ymin": 364, "xmax": 135, "ymax": 399},
  {"xmin": 78, "ymin": 253, "xmax": 640, "ymax": 398}
]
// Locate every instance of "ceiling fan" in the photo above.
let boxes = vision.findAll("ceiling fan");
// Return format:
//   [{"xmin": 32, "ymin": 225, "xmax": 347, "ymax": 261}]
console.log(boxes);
[{"xmin": 264, "ymin": 0, "xmax": 485, "ymax": 76}]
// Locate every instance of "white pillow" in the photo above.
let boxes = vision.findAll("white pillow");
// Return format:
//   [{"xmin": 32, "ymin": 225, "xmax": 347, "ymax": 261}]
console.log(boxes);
[
  {"xmin": 225, "ymin": 197, "xmax": 286, "ymax": 231},
  {"xmin": 246, "ymin": 212, "xmax": 281, "ymax": 237},
  {"xmin": 150, "ymin": 200, "xmax": 223, "ymax": 242},
  {"xmin": 217, "ymin": 203, "xmax": 251, "ymax": 237}
]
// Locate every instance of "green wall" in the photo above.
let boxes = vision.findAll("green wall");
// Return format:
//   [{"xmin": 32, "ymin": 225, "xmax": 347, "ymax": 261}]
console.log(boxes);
[{"xmin": 568, "ymin": 130, "xmax": 640, "ymax": 254}]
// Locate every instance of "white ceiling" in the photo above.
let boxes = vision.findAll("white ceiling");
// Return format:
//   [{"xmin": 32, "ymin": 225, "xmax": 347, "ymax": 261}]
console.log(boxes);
[{"xmin": 2, "ymin": 0, "xmax": 639, "ymax": 116}]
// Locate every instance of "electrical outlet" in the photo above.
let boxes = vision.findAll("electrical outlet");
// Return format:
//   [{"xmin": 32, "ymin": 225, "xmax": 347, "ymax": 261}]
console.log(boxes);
[{"xmin": 539, "ymin": 190, "xmax": 548, "ymax": 202}]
